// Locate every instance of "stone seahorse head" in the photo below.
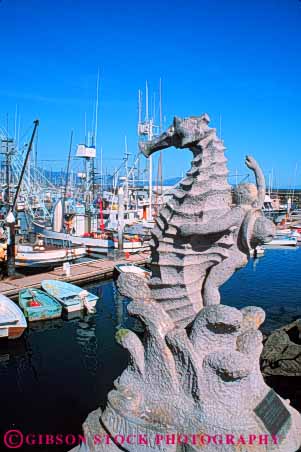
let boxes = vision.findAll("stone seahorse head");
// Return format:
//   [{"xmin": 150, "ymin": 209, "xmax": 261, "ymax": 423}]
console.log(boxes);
[{"xmin": 139, "ymin": 113, "xmax": 211, "ymax": 157}]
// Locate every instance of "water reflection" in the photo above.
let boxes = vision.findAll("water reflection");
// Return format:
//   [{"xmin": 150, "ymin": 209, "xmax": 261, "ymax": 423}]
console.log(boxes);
[
  {"xmin": 252, "ymin": 256, "xmax": 261, "ymax": 271},
  {"xmin": 76, "ymin": 314, "xmax": 98, "ymax": 377},
  {"xmin": 0, "ymin": 336, "xmax": 27, "ymax": 368},
  {"xmin": 0, "ymin": 248, "xmax": 299, "ymax": 451},
  {"xmin": 112, "ymin": 283, "xmax": 144, "ymax": 334}
]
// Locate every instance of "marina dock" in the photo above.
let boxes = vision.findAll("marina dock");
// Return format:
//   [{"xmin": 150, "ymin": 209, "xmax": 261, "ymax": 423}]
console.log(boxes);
[{"xmin": 0, "ymin": 252, "xmax": 150, "ymax": 300}]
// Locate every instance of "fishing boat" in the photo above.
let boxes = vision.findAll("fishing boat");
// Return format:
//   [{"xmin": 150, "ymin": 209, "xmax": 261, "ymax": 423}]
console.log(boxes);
[
  {"xmin": 289, "ymin": 224, "xmax": 301, "ymax": 241},
  {"xmin": 264, "ymin": 235, "xmax": 297, "ymax": 246},
  {"xmin": 0, "ymin": 294, "xmax": 27, "ymax": 339},
  {"xmin": 289, "ymin": 210, "xmax": 301, "ymax": 221},
  {"xmin": 19, "ymin": 288, "xmax": 62, "ymax": 322},
  {"xmin": 41, "ymin": 280, "xmax": 98, "ymax": 313},
  {"xmin": 15, "ymin": 240, "xmax": 86, "ymax": 268},
  {"xmin": 275, "ymin": 228, "xmax": 292, "ymax": 236},
  {"xmin": 33, "ymin": 222, "xmax": 149, "ymax": 255},
  {"xmin": 114, "ymin": 263, "xmax": 151, "ymax": 279}
]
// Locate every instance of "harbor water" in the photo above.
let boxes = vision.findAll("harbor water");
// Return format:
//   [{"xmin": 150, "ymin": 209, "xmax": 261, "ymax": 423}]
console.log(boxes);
[{"xmin": 0, "ymin": 248, "xmax": 300, "ymax": 450}]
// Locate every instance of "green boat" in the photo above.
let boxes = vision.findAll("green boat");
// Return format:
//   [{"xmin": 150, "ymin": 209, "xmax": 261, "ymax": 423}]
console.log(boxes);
[{"xmin": 19, "ymin": 288, "xmax": 62, "ymax": 322}]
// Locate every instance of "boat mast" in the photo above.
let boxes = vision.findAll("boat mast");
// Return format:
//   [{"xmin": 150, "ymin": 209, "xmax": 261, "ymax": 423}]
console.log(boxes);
[
  {"xmin": 100, "ymin": 145, "xmax": 103, "ymax": 193},
  {"xmin": 159, "ymin": 77, "xmax": 163, "ymax": 203},
  {"xmin": 12, "ymin": 120, "xmax": 39, "ymax": 211},
  {"xmin": 124, "ymin": 136, "xmax": 129, "ymax": 212},
  {"xmin": 137, "ymin": 89, "xmax": 142, "ymax": 186},
  {"xmin": 62, "ymin": 130, "xmax": 73, "ymax": 232},
  {"xmin": 4, "ymin": 114, "xmax": 13, "ymax": 205},
  {"xmin": 138, "ymin": 80, "xmax": 165, "ymax": 221},
  {"xmin": 6, "ymin": 120, "xmax": 39, "ymax": 277},
  {"xmin": 94, "ymin": 70, "xmax": 100, "ymax": 154},
  {"xmin": 146, "ymin": 80, "xmax": 153, "ymax": 221},
  {"xmin": 94, "ymin": 69, "xmax": 100, "ymax": 200}
]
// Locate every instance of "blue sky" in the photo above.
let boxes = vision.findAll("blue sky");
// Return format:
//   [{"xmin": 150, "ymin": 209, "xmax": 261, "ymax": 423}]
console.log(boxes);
[{"xmin": 0, "ymin": 0, "xmax": 301, "ymax": 186}]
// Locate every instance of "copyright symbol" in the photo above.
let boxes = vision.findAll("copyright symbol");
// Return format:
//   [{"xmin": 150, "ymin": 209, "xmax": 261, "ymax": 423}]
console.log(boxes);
[{"xmin": 3, "ymin": 430, "xmax": 24, "ymax": 449}]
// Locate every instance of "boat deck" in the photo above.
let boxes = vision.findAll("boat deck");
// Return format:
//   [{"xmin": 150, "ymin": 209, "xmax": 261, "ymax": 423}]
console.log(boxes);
[{"xmin": 0, "ymin": 252, "xmax": 150, "ymax": 300}]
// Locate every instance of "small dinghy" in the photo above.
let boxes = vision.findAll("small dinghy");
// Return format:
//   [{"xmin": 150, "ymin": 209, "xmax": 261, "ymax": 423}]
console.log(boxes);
[
  {"xmin": 114, "ymin": 263, "xmax": 151, "ymax": 280},
  {"xmin": 41, "ymin": 280, "xmax": 98, "ymax": 313},
  {"xmin": 0, "ymin": 294, "xmax": 27, "ymax": 339},
  {"xmin": 19, "ymin": 288, "xmax": 62, "ymax": 322}
]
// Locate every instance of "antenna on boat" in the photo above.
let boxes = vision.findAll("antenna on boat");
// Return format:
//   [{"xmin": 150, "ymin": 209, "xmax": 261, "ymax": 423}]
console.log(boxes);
[
  {"xmin": 138, "ymin": 89, "xmax": 142, "ymax": 129},
  {"xmin": 62, "ymin": 130, "xmax": 74, "ymax": 232},
  {"xmin": 291, "ymin": 164, "xmax": 297, "ymax": 202},
  {"xmin": 154, "ymin": 78, "xmax": 164, "ymax": 216},
  {"xmin": 145, "ymin": 81, "xmax": 153, "ymax": 220},
  {"xmin": 94, "ymin": 68, "xmax": 100, "ymax": 153},
  {"xmin": 124, "ymin": 135, "xmax": 129, "ymax": 211},
  {"xmin": 137, "ymin": 78, "xmax": 166, "ymax": 221},
  {"xmin": 92, "ymin": 69, "xmax": 100, "ymax": 201},
  {"xmin": 17, "ymin": 115, "xmax": 21, "ymax": 151},
  {"xmin": 14, "ymin": 105, "xmax": 18, "ymax": 143},
  {"xmin": 100, "ymin": 145, "xmax": 103, "ymax": 193},
  {"xmin": 159, "ymin": 77, "xmax": 163, "ymax": 133},
  {"xmin": 152, "ymin": 91, "xmax": 156, "ymax": 125},
  {"xmin": 159, "ymin": 78, "xmax": 163, "ymax": 201},
  {"xmin": 145, "ymin": 80, "xmax": 149, "ymax": 121}
]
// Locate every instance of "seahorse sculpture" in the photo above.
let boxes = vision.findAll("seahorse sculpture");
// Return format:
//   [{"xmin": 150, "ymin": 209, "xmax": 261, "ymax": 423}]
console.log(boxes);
[
  {"xmin": 139, "ymin": 114, "xmax": 275, "ymax": 327},
  {"xmin": 74, "ymin": 114, "xmax": 301, "ymax": 452}
]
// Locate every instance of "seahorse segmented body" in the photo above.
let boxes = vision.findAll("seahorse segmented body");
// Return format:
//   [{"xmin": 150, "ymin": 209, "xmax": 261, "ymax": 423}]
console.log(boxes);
[{"xmin": 142, "ymin": 115, "xmax": 233, "ymax": 327}]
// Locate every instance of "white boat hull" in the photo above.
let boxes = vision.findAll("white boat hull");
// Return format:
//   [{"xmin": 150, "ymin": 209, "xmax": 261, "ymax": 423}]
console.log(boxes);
[
  {"xmin": 64, "ymin": 299, "xmax": 97, "ymax": 313},
  {"xmin": 275, "ymin": 229, "xmax": 291, "ymax": 235},
  {"xmin": 33, "ymin": 222, "xmax": 149, "ymax": 254},
  {"xmin": 265, "ymin": 237, "xmax": 297, "ymax": 246},
  {"xmin": 15, "ymin": 246, "xmax": 86, "ymax": 268},
  {"xmin": 0, "ymin": 294, "xmax": 27, "ymax": 339}
]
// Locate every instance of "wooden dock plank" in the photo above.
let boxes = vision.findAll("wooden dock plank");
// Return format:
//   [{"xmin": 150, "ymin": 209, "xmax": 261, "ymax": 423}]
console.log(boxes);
[{"xmin": 0, "ymin": 252, "xmax": 150, "ymax": 300}]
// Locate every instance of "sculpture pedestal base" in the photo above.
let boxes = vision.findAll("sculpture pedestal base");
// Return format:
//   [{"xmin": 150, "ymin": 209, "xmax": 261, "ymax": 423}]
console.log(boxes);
[
  {"xmin": 71, "ymin": 304, "xmax": 301, "ymax": 452},
  {"xmin": 73, "ymin": 402, "xmax": 301, "ymax": 452}
]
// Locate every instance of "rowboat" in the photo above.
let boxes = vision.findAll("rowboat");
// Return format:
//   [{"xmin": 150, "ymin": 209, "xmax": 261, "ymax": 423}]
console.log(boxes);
[
  {"xmin": 19, "ymin": 288, "xmax": 62, "ymax": 322},
  {"xmin": 114, "ymin": 263, "xmax": 151, "ymax": 279},
  {"xmin": 41, "ymin": 280, "xmax": 98, "ymax": 313},
  {"xmin": 0, "ymin": 294, "xmax": 27, "ymax": 339}
]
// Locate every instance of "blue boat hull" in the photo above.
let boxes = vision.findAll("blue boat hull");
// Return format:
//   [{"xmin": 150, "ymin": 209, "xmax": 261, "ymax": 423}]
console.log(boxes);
[
  {"xmin": 41, "ymin": 280, "xmax": 98, "ymax": 312},
  {"xmin": 19, "ymin": 289, "xmax": 62, "ymax": 322}
]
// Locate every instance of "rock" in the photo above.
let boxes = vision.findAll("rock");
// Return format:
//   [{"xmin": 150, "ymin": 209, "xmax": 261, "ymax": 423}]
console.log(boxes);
[{"xmin": 261, "ymin": 319, "xmax": 301, "ymax": 376}]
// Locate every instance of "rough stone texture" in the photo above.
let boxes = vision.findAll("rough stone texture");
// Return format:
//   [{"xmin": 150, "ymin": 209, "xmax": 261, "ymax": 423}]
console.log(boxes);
[
  {"xmin": 75, "ymin": 304, "xmax": 301, "ymax": 452},
  {"xmin": 139, "ymin": 115, "xmax": 275, "ymax": 327},
  {"xmin": 261, "ymin": 319, "xmax": 301, "ymax": 376},
  {"xmin": 72, "ymin": 115, "xmax": 300, "ymax": 452}
]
